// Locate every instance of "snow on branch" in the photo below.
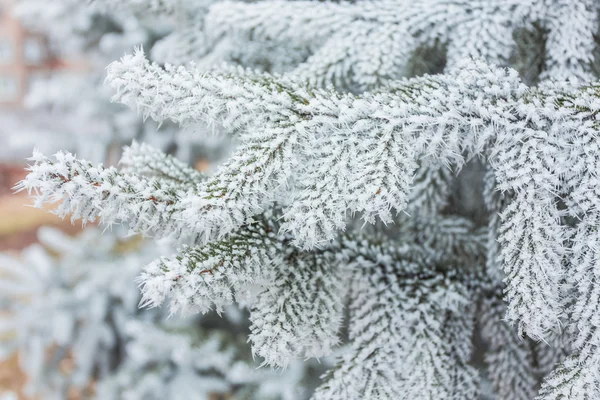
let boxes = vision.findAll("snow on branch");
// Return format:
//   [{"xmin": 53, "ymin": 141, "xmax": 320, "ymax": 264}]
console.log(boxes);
[
  {"xmin": 399, "ymin": 214, "xmax": 486, "ymax": 267},
  {"xmin": 38, "ymin": 57, "xmax": 600, "ymax": 342},
  {"xmin": 17, "ymin": 0, "xmax": 600, "ymax": 397},
  {"xmin": 314, "ymin": 243, "xmax": 479, "ymax": 399},
  {"xmin": 479, "ymin": 286, "xmax": 539, "ymax": 400},
  {"xmin": 20, "ymin": 121, "xmax": 300, "ymax": 244},
  {"xmin": 406, "ymin": 161, "xmax": 454, "ymax": 217},
  {"xmin": 138, "ymin": 214, "xmax": 283, "ymax": 315},
  {"xmin": 537, "ymin": 213, "xmax": 600, "ymax": 399},
  {"xmin": 106, "ymin": 49, "xmax": 310, "ymax": 130},
  {"xmin": 249, "ymin": 246, "xmax": 344, "ymax": 368},
  {"xmin": 541, "ymin": 0, "xmax": 598, "ymax": 81},
  {"xmin": 16, "ymin": 150, "xmax": 188, "ymax": 238},
  {"xmin": 90, "ymin": 0, "xmax": 178, "ymax": 15},
  {"xmin": 204, "ymin": 0, "xmax": 598, "ymax": 89},
  {"xmin": 498, "ymin": 188, "xmax": 566, "ymax": 340},
  {"xmin": 120, "ymin": 141, "xmax": 205, "ymax": 185}
]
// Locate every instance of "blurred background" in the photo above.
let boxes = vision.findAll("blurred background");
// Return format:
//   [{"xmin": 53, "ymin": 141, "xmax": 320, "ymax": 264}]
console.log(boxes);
[
  {"xmin": 0, "ymin": 0, "xmax": 83, "ymax": 253},
  {"xmin": 0, "ymin": 1, "xmax": 325, "ymax": 398}
]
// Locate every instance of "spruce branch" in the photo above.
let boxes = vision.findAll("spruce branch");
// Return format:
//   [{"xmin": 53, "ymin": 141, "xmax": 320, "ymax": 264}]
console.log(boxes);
[
  {"xmin": 479, "ymin": 287, "xmax": 539, "ymax": 400},
  {"xmin": 498, "ymin": 187, "xmax": 566, "ymax": 340},
  {"xmin": 106, "ymin": 49, "xmax": 310, "ymax": 131},
  {"xmin": 205, "ymin": 0, "xmax": 598, "ymax": 88},
  {"xmin": 69, "ymin": 57, "xmax": 600, "ymax": 339},
  {"xmin": 29, "ymin": 52, "xmax": 600, "ymax": 363},
  {"xmin": 16, "ymin": 0, "xmax": 600, "ymax": 397},
  {"xmin": 249, "ymin": 246, "xmax": 344, "ymax": 368},
  {"xmin": 16, "ymin": 150, "xmax": 187, "ymax": 238},
  {"xmin": 406, "ymin": 160, "xmax": 454, "ymax": 217},
  {"xmin": 398, "ymin": 214, "xmax": 487, "ymax": 268},
  {"xmin": 540, "ymin": 0, "xmax": 598, "ymax": 82},
  {"xmin": 536, "ymin": 213, "xmax": 600, "ymax": 399},
  {"xmin": 314, "ymin": 242, "xmax": 479, "ymax": 399},
  {"xmin": 120, "ymin": 141, "xmax": 205, "ymax": 185},
  {"xmin": 89, "ymin": 0, "xmax": 178, "ymax": 15},
  {"xmin": 138, "ymin": 214, "xmax": 283, "ymax": 315},
  {"xmin": 288, "ymin": 21, "xmax": 416, "ymax": 92}
]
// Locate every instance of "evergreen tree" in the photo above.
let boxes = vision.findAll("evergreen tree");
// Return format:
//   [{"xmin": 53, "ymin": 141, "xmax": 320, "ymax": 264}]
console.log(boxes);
[{"xmin": 14, "ymin": 0, "xmax": 600, "ymax": 398}]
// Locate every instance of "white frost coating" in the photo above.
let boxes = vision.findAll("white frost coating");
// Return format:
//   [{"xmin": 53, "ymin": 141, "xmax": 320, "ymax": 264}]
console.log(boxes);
[
  {"xmin": 314, "ymin": 243, "xmax": 479, "ymax": 400},
  {"xmin": 90, "ymin": 0, "xmax": 179, "ymax": 15},
  {"xmin": 248, "ymin": 247, "xmax": 344, "ymax": 368},
  {"xmin": 16, "ymin": 0, "xmax": 600, "ymax": 397},
  {"xmin": 31, "ymin": 56, "xmax": 600, "ymax": 342},
  {"xmin": 206, "ymin": 0, "xmax": 599, "ymax": 88}
]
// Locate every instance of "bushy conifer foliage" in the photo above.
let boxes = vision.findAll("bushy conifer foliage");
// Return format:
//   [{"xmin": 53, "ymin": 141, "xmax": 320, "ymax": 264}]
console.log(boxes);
[{"xmin": 16, "ymin": 0, "xmax": 600, "ymax": 398}]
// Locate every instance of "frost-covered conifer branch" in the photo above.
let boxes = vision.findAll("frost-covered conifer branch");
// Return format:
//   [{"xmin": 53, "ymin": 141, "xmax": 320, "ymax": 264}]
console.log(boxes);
[
  {"xmin": 479, "ymin": 287, "xmax": 539, "ymax": 400},
  {"xmin": 314, "ymin": 241, "xmax": 479, "ymax": 399},
  {"xmin": 307, "ymin": 220, "xmax": 484, "ymax": 397},
  {"xmin": 138, "ymin": 210, "xmax": 484, "ymax": 373},
  {"xmin": 16, "ymin": 150, "xmax": 188, "ymax": 238},
  {"xmin": 138, "ymin": 214, "xmax": 283, "ymax": 315},
  {"xmin": 205, "ymin": 0, "xmax": 599, "ymax": 89},
  {"xmin": 481, "ymin": 170, "xmax": 549, "ymax": 399},
  {"xmin": 177, "ymin": 121, "xmax": 302, "ymax": 242},
  {"xmin": 528, "ymin": 84, "xmax": 600, "ymax": 399},
  {"xmin": 205, "ymin": 0, "xmax": 443, "ymax": 89},
  {"xmin": 536, "ymin": 213, "xmax": 600, "ymax": 399},
  {"xmin": 285, "ymin": 20, "xmax": 415, "ymax": 92},
  {"xmin": 483, "ymin": 169, "xmax": 510, "ymax": 284},
  {"xmin": 540, "ymin": 0, "xmax": 598, "ymax": 81},
  {"xmin": 249, "ymin": 246, "xmax": 344, "ymax": 368},
  {"xmin": 497, "ymin": 187, "xmax": 567, "ymax": 339},
  {"xmin": 82, "ymin": 57, "xmax": 600, "ymax": 339},
  {"xmin": 205, "ymin": 0, "xmax": 445, "ymax": 91},
  {"xmin": 20, "ymin": 125, "xmax": 302, "ymax": 243},
  {"xmin": 1, "ymin": 227, "xmax": 309, "ymax": 400},
  {"xmin": 139, "ymin": 213, "xmax": 345, "ymax": 368},
  {"xmin": 406, "ymin": 161, "xmax": 453, "ymax": 217},
  {"xmin": 17, "ymin": 0, "xmax": 600, "ymax": 396},
  {"xmin": 107, "ymin": 51, "xmax": 318, "ymax": 241},
  {"xmin": 120, "ymin": 141, "xmax": 205, "ymax": 185},
  {"xmin": 90, "ymin": 0, "xmax": 178, "ymax": 15},
  {"xmin": 398, "ymin": 214, "xmax": 486, "ymax": 268},
  {"xmin": 106, "ymin": 49, "xmax": 309, "ymax": 130}
]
